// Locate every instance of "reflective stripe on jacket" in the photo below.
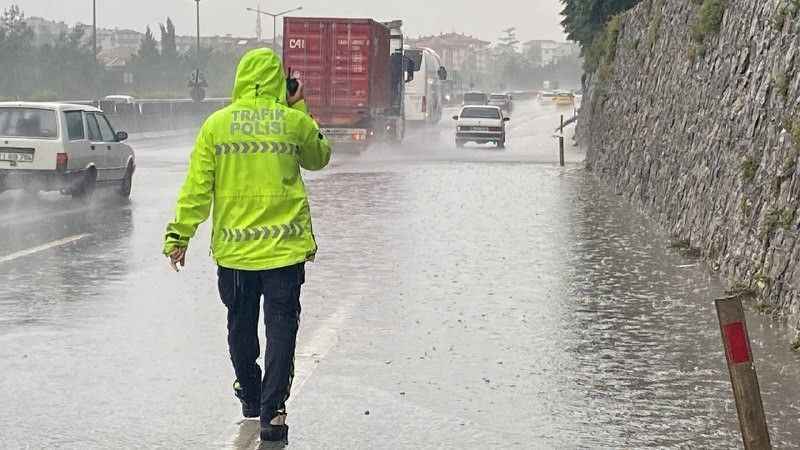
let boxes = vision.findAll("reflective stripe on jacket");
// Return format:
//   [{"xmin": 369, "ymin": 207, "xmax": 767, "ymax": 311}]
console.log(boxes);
[{"xmin": 163, "ymin": 48, "xmax": 331, "ymax": 270}]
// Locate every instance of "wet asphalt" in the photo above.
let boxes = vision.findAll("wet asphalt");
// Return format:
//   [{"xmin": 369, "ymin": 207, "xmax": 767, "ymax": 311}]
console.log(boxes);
[{"xmin": 1, "ymin": 100, "xmax": 799, "ymax": 449}]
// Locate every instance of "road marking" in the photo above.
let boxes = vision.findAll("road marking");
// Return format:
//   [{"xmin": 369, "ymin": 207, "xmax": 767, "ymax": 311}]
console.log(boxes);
[
  {"xmin": 291, "ymin": 307, "xmax": 349, "ymax": 397},
  {"xmin": 0, "ymin": 234, "xmax": 91, "ymax": 264}
]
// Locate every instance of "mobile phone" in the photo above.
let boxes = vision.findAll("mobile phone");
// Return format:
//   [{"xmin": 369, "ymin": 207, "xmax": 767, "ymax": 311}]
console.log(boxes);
[{"xmin": 287, "ymin": 67, "xmax": 300, "ymax": 96}]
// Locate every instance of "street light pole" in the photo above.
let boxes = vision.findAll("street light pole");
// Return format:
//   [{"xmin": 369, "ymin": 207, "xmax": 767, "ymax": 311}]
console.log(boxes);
[
  {"xmin": 92, "ymin": 0, "xmax": 97, "ymax": 66},
  {"xmin": 246, "ymin": 6, "xmax": 303, "ymax": 52},
  {"xmin": 195, "ymin": 0, "xmax": 201, "ymax": 65}
]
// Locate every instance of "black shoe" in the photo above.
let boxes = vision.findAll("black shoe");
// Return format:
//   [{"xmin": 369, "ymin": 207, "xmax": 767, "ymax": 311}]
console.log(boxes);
[
  {"xmin": 260, "ymin": 423, "xmax": 288, "ymax": 443},
  {"xmin": 233, "ymin": 381, "xmax": 260, "ymax": 418}
]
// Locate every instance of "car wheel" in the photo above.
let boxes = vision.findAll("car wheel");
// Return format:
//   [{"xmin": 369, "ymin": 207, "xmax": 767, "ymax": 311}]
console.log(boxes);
[
  {"xmin": 497, "ymin": 139, "xmax": 506, "ymax": 149},
  {"xmin": 118, "ymin": 164, "xmax": 134, "ymax": 199},
  {"xmin": 72, "ymin": 168, "xmax": 97, "ymax": 201},
  {"xmin": 456, "ymin": 139, "xmax": 465, "ymax": 148}
]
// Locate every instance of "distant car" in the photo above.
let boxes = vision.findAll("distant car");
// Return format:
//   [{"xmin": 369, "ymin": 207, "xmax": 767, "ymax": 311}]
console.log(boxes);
[
  {"xmin": 488, "ymin": 93, "xmax": 513, "ymax": 112},
  {"xmin": 102, "ymin": 95, "xmax": 136, "ymax": 104},
  {"xmin": 463, "ymin": 92, "xmax": 489, "ymax": 106},
  {"xmin": 452, "ymin": 105, "xmax": 510, "ymax": 149},
  {"xmin": 0, "ymin": 102, "xmax": 135, "ymax": 199},
  {"xmin": 554, "ymin": 91, "xmax": 575, "ymax": 107},
  {"xmin": 539, "ymin": 91, "xmax": 557, "ymax": 102}
]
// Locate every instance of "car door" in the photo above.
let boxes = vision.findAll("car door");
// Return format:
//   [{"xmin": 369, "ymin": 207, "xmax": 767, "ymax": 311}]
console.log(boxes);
[
  {"xmin": 94, "ymin": 112, "xmax": 125, "ymax": 181},
  {"xmin": 63, "ymin": 110, "xmax": 90, "ymax": 171},
  {"xmin": 84, "ymin": 112, "xmax": 110, "ymax": 181}
]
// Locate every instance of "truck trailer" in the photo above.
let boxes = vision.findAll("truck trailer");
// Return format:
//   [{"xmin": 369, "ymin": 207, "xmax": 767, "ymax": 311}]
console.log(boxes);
[{"xmin": 283, "ymin": 17, "xmax": 407, "ymax": 150}]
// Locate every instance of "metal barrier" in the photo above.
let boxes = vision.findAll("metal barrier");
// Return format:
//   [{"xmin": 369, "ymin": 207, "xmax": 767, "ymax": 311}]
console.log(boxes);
[{"xmin": 97, "ymin": 98, "xmax": 231, "ymax": 134}]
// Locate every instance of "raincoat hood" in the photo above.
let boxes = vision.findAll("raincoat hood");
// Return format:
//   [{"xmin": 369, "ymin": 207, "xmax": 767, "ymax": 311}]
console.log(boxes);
[{"xmin": 232, "ymin": 48, "xmax": 287, "ymax": 104}]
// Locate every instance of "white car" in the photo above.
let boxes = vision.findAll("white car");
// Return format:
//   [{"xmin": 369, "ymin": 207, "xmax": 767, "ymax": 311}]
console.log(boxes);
[
  {"xmin": 453, "ymin": 105, "xmax": 510, "ymax": 148},
  {"xmin": 102, "ymin": 95, "xmax": 136, "ymax": 104},
  {"xmin": 0, "ymin": 102, "xmax": 135, "ymax": 199},
  {"xmin": 488, "ymin": 93, "xmax": 513, "ymax": 112}
]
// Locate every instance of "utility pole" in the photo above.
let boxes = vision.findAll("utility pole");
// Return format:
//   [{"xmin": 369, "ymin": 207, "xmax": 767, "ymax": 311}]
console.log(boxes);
[
  {"xmin": 92, "ymin": 0, "xmax": 97, "ymax": 66},
  {"xmin": 246, "ymin": 5, "xmax": 303, "ymax": 52},
  {"xmin": 256, "ymin": 2, "xmax": 262, "ymax": 41},
  {"xmin": 195, "ymin": 0, "xmax": 201, "ymax": 65}
]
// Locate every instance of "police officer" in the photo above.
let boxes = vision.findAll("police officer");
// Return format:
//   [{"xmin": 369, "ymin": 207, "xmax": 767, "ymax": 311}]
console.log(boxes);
[{"xmin": 163, "ymin": 48, "xmax": 331, "ymax": 443}]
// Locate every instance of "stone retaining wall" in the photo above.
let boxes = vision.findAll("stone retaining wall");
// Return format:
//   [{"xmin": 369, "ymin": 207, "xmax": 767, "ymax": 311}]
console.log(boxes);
[{"xmin": 579, "ymin": 0, "xmax": 800, "ymax": 343}]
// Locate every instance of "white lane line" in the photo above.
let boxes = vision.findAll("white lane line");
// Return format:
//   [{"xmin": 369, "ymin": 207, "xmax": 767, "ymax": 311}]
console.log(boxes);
[
  {"xmin": 0, "ymin": 234, "xmax": 91, "ymax": 264},
  {"xmin": 290, "ymin": 307, "xmax": 349, "ymax": 397}
]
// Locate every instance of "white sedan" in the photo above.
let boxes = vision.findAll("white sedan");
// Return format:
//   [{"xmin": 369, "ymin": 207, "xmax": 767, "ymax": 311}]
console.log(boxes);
[
  {"xmin": 0, "ymin": 102, "xmax": 136, "ymax": 199},
  {"xmin": 452, "ymin": 105, "xmax": 510, "ymax": 148}
]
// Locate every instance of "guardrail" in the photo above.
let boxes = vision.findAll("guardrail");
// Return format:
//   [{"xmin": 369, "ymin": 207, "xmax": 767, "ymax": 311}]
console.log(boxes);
[{"xmin": 94, "ymin": 98, "xmax": 231, "ymax": 134}]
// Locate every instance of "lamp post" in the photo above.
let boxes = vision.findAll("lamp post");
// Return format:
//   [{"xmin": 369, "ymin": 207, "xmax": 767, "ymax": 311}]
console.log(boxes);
[
  {"xmin": 194, "ymin": 0, "xmax": 201, "ymax": 65},
  {"xmin": 189, "ymin": 0, "xmax": 207, "ymax": 102},
  {"xmin": 92, "ymin": 0, "xmax": 97, "ymax": 66},
  {"xmin": 246, "ymin": 5, "xmax": 303, "ymax": 52}
]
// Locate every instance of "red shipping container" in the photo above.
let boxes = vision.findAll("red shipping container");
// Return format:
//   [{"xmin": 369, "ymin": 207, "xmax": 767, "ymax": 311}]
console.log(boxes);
[{"xmin": 283, "ymin": 17, "xmax": 391, "ymax": 128}]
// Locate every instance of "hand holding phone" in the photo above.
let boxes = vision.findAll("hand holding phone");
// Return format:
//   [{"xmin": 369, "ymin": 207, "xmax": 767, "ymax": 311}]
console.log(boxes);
[{"xmin": 287, "ymin": 66, "xmax": 300, "ymax": 96}]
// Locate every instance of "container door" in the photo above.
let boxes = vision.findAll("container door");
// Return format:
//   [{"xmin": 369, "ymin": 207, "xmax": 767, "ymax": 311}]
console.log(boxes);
[
  {"xmin": 330, "ymin": 22, "xmax": 371, "ymax": 114},
  {"xmin": 285, "ymin": 20, "xmax": 330, "ymax": 114}
]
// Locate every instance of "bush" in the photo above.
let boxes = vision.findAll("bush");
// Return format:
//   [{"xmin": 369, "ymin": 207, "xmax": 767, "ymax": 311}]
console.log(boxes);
[
  {"xmin": 691, "ymin": 0, "xmax": 727, "ymax": 43},
  {"xmin": 741, "ymin": 158, "xmax": 759, "ymax": 182}
]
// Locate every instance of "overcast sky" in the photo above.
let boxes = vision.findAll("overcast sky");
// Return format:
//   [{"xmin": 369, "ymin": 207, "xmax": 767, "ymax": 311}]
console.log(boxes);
[{"xmin": 11, "ymin": 0, "xmax": 568, "ymax": 44}]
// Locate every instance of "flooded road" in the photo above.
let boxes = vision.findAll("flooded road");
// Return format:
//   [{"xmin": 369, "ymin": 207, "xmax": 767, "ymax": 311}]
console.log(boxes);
[{"xmin": 1, "ymin": 100, "xmax": 798, "ymax": 448}]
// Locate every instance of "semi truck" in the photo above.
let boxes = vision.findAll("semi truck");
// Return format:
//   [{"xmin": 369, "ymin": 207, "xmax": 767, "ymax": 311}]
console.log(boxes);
[{"xmin": 283, "ymin": 17, "xmax": 409, "ymax": 150}]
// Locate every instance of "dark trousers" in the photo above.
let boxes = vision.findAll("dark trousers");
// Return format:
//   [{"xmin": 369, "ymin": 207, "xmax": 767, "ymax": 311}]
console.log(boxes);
[{"xmin": 217, "ymin": 263, "xmax": 305, "ymax": 423}]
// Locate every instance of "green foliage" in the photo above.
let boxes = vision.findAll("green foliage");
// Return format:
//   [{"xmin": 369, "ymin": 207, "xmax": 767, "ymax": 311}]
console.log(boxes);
[
  {"xmin": 762, "ymin": 207, "xmax": 795, "ymax": 237},
  {"xmin": 741, "ymin": 158, "xmax": 758, "ymax": 182},
  {"xmin": 561, "ymin": 0, "xmax": 643, "ymax": 67},
  {"xmin": 774, "ymin": 72, "xmax": 790, "ymax": 99},
  {"xmin": 691, "ymin": 0, "xmax": 727, "ymax": 43},
  {"xmin": 783, "ymin": 117, "xmax": 800, "ymax": 151},
  {"xmin": 584, "ymin": 14, "xmax": 623, "ymax": 74},
  {"xmin": 740, "ymin": 197, "xmax": 752, "ymax": 219},
  {"xmin": 0, "ymin": 4, "xmax": 246, "ymax": 99},
  {"xmin": 773, "ymin": 0, "xmax": 800, "ymax": 31},
  {"xmin": 725, "ymin": 282, "xmax": 756, "ymax": 298}
]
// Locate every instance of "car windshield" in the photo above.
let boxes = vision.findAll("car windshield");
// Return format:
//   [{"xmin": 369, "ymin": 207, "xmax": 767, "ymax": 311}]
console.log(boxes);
[
  {"xmin": 464, "ymin": 93, "xmax": 487, "ymax": 102},
  {"xmin": 0, "ymin": 108, "xmax": 59, "ymax": 139},
  {"xmin": 461, "ymin": 107, "xmax": 501, "ymax": 119}
]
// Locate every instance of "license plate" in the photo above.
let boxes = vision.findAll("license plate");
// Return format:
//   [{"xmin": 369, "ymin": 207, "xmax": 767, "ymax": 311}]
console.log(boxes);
[{"xmin": 0, "ymin": 151, "xmax": 34, "ymax": 163}]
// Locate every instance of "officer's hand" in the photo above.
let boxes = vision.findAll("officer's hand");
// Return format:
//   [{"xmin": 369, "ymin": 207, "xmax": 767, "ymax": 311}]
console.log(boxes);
[
  {"xmin": 168, "ymin": 247, "xmax": 187, "ymax": 272},
  {"xmin": 288, "ymin": 82, "xmax": 304, "ymax": 106}
]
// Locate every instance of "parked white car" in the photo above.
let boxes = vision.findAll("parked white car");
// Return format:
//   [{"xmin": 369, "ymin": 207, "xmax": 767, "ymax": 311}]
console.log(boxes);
[
  {"xmin": 453, "ymin": 105, "xmax": 510, "ymax": 148},
  {"xmin": 0, "ymin": 102, "xmax": 135, "ymax": 199}
]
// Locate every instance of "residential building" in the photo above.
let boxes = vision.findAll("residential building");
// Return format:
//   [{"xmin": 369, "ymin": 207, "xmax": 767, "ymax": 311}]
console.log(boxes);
[
  {"xmin": 26, "ymin": 16, "xmax": 70, "ymax": 47},
  {"xmin": 523, "ymin": 40, "xmax": 581, "ymax": 67},
  {"xmin": 407, "ymin": 33, "xmax": 491, "ymax": 73}
]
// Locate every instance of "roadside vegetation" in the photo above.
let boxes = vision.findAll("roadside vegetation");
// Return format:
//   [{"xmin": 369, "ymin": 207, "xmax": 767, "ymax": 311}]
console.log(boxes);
[
  {"xmin": 0, "ymin": 4, "xmax": 238, "ymax": 100},
  {"xmin": 561, "ymin": 0, "xmax": 642, "ymax": 72}
]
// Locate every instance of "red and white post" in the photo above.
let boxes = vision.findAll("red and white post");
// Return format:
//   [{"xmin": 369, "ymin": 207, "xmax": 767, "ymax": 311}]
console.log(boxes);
[{"xmin": 715, "ymin": 296, "xmax": 772, "ymax": 450}]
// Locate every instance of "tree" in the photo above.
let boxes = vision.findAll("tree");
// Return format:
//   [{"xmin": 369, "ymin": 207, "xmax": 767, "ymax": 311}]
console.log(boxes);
[
  {"xmin": 159, "ymin": 18, "xmax": 177, "ymax": 60},
  {"xmin": 0, "ymin": 4, "xmax": 34, "ymax": 97},
  {"xmin": 498, "ymin": 27, "xmax": 520, "ymax": 53},
  {"xmin": 138, "ymin": 26, "xmax": 159, "ymax": 61},
  {"xmin": 560, "ymin": 0, "xmax": 641, "ymax": 50}
]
